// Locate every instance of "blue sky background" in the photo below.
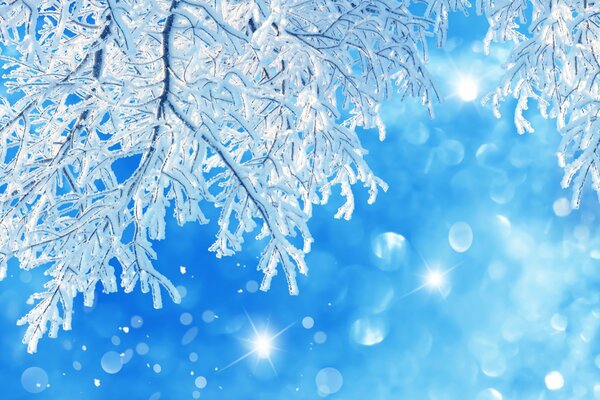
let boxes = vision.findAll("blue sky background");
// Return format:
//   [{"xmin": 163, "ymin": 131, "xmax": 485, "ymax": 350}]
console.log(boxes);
[{"xmin": 1, "ymin": 10, "xmax": 600, "ymax": 400}]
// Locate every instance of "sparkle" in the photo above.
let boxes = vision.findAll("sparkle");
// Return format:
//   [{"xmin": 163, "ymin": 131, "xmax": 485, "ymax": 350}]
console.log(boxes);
[
  {"xmin": 425, "ymin": 269, "xmax": 445, "ymax": 288},
  {"xmin": 253, "ymin": 334, "xmax": 272, "ymax": 359},
  {"xmin": 399, "ymin": 250, "xmax": 462, "ymax": 299},
  {"xmin": 219, "ymin": 311, "xmax": 294, "ymax": 374},
  {"xmin": 456, "ymin": 75, "xmax": 479, "ymax": 102}
]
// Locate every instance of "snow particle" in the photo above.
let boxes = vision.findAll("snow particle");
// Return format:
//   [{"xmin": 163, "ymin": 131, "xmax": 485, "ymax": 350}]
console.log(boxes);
[
  {"xmin": 449, "ymin": 222, "xmax": 473, "ymax": 253},
  {"xmin": 545, "ymin": 371, "xmax": 564, "ymax": 390},
  {"xmin": 21, "ymin": 367, "xmax": 49, "ymax": 394}
]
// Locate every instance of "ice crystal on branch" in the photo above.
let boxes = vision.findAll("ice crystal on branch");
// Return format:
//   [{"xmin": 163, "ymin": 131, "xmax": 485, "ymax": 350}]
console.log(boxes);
[
  {"xmin": 479, "ymin": 0, "xmax": 600, "ymax": 207},
  {"xmin": 0, "ymin": 0, "xmax": 441, "ymax": 352}
]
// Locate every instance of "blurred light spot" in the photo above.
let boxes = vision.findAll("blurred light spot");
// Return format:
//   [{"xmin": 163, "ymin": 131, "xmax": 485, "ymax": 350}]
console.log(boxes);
[
  {"xmin": 176, "ymin": 285, "xmax": 187, "ymax": 298},
  {"xmin": 181, "ymin": 327, "xmax": 199, "ymax": 346},
  {"xmin": 302, "ymin": 316, "xmax": 315, "ymax": 329},
  {"xmin": 506, "ymin": 230, "xmax": 534, "ymax": 259},
  {"xmin": 449, "ymin": 222, "xmax": 473, "ymax": 253},
  {"xmin": 131, "ymin": 315, "xmax": 143, "ymax": 329},
  {"xmin": 551, "ymin": 314, "xmax": 568, "ymax": 331},
  {"xmin": 179, "ymin": 265, "xmax": 186, "ymax": 274},
  {"xmin": 350, "ymin": 316, "xmax": 388, "ymax": 346},
  {"xmin": 314, "ymin": 331, "xmax": 327, "ymax": 344},
  {"xmin": 136, "ymin": 342, "xmax": 149, "ymax": 355},
  {"xmin": 246, "ymin": 280, "xmax": 259, "ymax": 293},
  {"xmin": 94, "ymin": 379, "xmax": 100, "ymax": 387},
  {"xmin": 480, "ymin": 351, "xmax": 506, "ymax": 377},
  {"xmin": 476, "ymin": 388, "xmax": 503, "ymax": 400},
  {"xmin": 153, "ymin": 364, "xmax": 161, "ymax": 374},
  {"xmin": 488, "ymin": 261, "xmax": 506, "ymax": 280},
  {"xmin": 195, "ymin": 376, "xmax": 207, "ymax": 389},
  {"xmin": 403, "ymin": 122, "xmax": 429, "ymax": 145},
  {"xmin": 202, "ymin": 310, "xmax": 216, "ymax": 323},
  {"xmin": 476, "ymin": 143, "xmax": 502, "ymax": 169},
  {"xmin": 456, "ymin": 76, "xmax": 479, "ymax": 102},
  {"xmin": 121, "ymin": 349, "xmax": 134, "ymax": 364},
  {"xmin": 19, "ymin": 270, "xmax": 32, "ymax": 283},
  {"xmin": 111, "ymin": 335, "xmax": 120, "ymax": 346},
  {"xmin": 502, "ymin": 317, "xmax": 524, "ymax": 342},
  {"xmin": 73, "ymin": 361, "xmax": 82, "ymax": 371},
  {"xmin": 494, "ymin": 215, "xmax": 512, "ymax": 237},
  {"xmin": 489, "ymin": 178, "xmax": 515, "ymax": 204},
  {"xmin": 573, "ymin": 225, "xmax": 589, "ymax": 241},
  {"xmin": 192, "ymin": 391, "xmax": 200, "ymax": 399},
  {"xmin": 21, "ymin": 367, "xmax": 48, "ymax": 394},
  {"xmin": 372, "ymin": 232, "xmax": 410, "ymax": 271},
  {"xmin": 316, "ymin": 367, "xmax": 343, "ymax": 396},
  {"xmin": 545, "ymin": 371, "xmax": 564, "ymax": 390},
  {"xmin": 180, "ymin": 312, "xmax": 193, "ymax": 326},
  {"xmin": 437, "ymin": 139, "xmax": 464, "ymax": 166},
  {"xmin": 189, "ymin": 352, "xmax": 198, "ymax": 362},
  {"xmin": 553, "ymin": 198, "xmax": 571, "ymax": 217},
  {"xmin": 101, "ymin": 351, "xmax": 123, "ymax": 374}
]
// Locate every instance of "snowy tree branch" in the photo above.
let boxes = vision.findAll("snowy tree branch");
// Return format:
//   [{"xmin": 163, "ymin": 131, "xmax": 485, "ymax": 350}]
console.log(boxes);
[{"xmin": 0, "ymin": 0, "xmax": 442, "ymax": 352}]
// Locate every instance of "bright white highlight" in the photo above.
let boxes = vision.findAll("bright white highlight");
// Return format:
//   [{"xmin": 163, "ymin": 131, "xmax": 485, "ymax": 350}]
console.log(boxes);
[
  {"xmin": 425, "ymin": 270, "xmax": 445, "ymax": 288},
  {"xmin": 254, "ymin": 335, "xmax": 273, "ymax": 359},
  {"xmin": 545, "ymin": 371, "xmax": 564, "ymax": 391},
  {"xmin": 456, "ymin": 76, "xmax": 479, "ymax": 102},
  {"xmin": 219, "ymin": 312, "xmax": 295, "ymax": 374}
]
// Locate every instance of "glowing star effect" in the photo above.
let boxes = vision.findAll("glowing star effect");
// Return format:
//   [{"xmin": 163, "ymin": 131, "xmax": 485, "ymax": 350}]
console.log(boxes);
[
  {"xmin": 456, "ymin": 75, "xmax": 479, "ymax": 102},
  {"xmin": 400, "ymin": 251, "xmax": 462, "ymax": 299},
  {"xmin": 424, "ymin": 269, "xmax": 445, "ymax": 289},
  {"xmin": 219, "ymin": 312, "xmax": 294, "ymax": 374},
  {"xmin": 253, "ymin": 334, "xmax": 273, "ymax": 359}
]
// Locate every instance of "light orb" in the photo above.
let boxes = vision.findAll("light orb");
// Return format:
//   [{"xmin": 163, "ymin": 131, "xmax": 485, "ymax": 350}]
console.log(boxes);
[
  {"xmin": 254, "ymin": 334, "xmax": 273, "ymax": 359},
  {"xmin": 425, "ymin": 270, "xmax": 445, "ymax": 289},
  {"xmin": 456, "ymin": 76, "xmax": 479, "ymax": 102}
]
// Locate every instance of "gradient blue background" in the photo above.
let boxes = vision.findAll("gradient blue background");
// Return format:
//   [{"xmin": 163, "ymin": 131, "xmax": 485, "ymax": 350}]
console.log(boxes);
[{"xmin": 1, "ymin": 12, "xmax": 599, "ymax": 400}]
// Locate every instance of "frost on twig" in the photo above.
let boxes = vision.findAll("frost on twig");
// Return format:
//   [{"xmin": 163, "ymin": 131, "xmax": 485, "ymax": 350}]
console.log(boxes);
[
  {"xmin": 479, "ymin": 0, "xmax": 600, "ymax": 208},
  {"xmin": 0, "ymin": 0, "xmax": 441, "ymax": 352}
]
